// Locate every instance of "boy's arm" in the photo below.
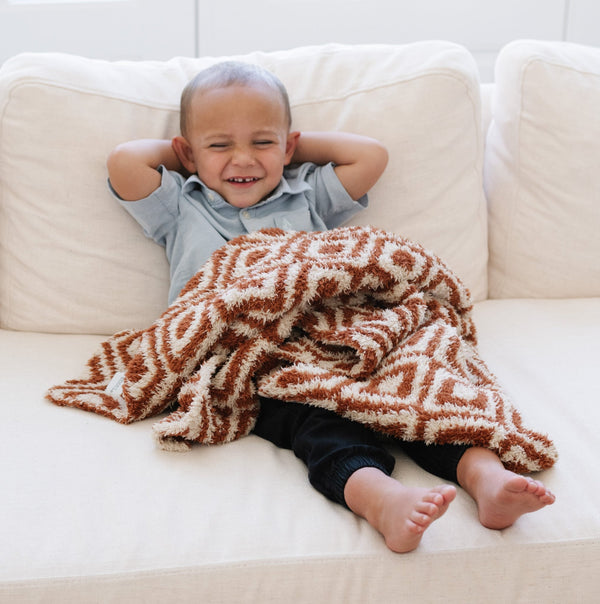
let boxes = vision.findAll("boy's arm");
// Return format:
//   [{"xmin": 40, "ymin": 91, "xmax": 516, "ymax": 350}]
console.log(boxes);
[
  {"xmin": 107, "ymin": 139, "xmax": 185, "ymax": 201},
  {"xmin": 290, "ymin": 132, "xmax": 388, "ymax": 201}
]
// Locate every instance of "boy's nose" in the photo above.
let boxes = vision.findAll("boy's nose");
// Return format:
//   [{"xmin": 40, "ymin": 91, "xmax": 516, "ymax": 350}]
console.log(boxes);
[{"xmin": 231, "ymin": 147, "xmax": 255, "ymax": 166}]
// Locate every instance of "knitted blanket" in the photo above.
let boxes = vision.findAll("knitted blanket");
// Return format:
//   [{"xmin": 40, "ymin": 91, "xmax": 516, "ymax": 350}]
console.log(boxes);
[{"xmin": 47, "ymin": 227, "xmax": 557, "ymax": 473}]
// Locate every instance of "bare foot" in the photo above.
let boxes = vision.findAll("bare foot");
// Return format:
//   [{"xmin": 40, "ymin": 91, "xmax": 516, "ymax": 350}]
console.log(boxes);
[
  {"xmin": 457, "ymin": 447, "xmax": 556, "ymax": 530},
  {"xmin": 344, "ymin": 467, "xmax": 456, "ymax": 553}
]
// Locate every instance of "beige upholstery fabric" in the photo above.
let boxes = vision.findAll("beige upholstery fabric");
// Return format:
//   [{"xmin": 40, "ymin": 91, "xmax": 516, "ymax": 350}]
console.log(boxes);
[
  {"xmin": 486, "ymin": 40, "xmax": 600, "ymax": 298},
  {"xmin": 0, "ymin": 43, "xmax": 486, "ymax": 334}
]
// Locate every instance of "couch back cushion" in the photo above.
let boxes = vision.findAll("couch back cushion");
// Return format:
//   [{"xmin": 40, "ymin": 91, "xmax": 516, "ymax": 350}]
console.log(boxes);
[
  {"xmin": 485, "ymin": 40, "xmax": 600, "ymax": 298},
  {"xmin": 0, "ymin": 43, "xmax": 486, "ymax": 334}
]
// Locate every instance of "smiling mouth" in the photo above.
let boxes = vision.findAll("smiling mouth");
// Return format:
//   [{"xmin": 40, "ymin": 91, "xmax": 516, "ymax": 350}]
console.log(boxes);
[{"xmin": 227, "ymin": 177, "xmax": 260, "ymax": 184}]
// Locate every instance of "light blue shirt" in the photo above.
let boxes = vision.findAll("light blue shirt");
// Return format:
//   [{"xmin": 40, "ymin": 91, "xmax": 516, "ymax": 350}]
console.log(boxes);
[{"xmin": 110, "ymin": 162, "xmax": 367, "ymax": 304}]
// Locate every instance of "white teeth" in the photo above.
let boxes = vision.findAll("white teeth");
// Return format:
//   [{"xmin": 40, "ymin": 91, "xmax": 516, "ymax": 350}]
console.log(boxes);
[{"xmin": 229, "ymin": 177, "xmax": 257, "ymax": 183}]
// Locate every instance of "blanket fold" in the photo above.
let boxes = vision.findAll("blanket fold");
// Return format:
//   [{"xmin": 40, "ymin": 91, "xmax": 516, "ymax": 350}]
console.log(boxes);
[{"xmin": 47, "ymin": 227, "xmax": 557, "ymax": 473}]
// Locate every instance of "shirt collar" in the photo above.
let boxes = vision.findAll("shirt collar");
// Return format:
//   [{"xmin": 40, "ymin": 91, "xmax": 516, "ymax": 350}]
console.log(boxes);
[{"xmin": 182, "ymin": 170, "xmax": 311, "ymax": 208}]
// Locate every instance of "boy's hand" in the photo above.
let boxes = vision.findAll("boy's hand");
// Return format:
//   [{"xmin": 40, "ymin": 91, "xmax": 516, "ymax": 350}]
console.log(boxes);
[
  {"xmin": 291, "ymin": 132, "xmax": 388, "ymax": 200},
  {"xmin": 107, "ymin": 139, "xmax": 185, "ymax": 201}
]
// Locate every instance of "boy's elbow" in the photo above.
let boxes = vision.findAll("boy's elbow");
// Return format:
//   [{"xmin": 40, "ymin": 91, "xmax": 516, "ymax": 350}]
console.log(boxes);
[
  {"xmin": 364, "ymin": 139, "xmax": 389, "ymax": 188},
  {"xmin": 367, "ymin": 137, "xmax": 387, "ymax": 164},
  {"xmin": 106, "ymin": 144, "xmax": 159, "ymax": 201},
  {"xmin": 106, "ymin": 146, "xmax": 128, "ymax": 195},
  {"xmin": 106, "ymin": 145, "xmax": 127, "ymax": 180},
  {"xmin": 342, "ymin": 141, "xmax": 389, "ymax": 201},
  {"xmin": 372, "ymin": 141, "xmax": 389, "ymax": 178}
]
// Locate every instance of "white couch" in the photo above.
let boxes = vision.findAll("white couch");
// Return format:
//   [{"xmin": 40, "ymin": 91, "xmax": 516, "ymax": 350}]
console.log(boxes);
[{"xmin": 1, "ymin": 40, "xmax": 599, "ymax": 603}]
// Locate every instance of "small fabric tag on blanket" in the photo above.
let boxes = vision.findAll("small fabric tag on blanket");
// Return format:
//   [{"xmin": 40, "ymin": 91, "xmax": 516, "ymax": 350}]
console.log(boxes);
[{"xmin": 105, "ymin": 372, "xmax": 125, "ymax": 400}]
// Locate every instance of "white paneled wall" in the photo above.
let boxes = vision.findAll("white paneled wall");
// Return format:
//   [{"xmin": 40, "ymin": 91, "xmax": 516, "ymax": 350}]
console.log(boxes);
[
  {"xmin": 196, "ymin": 0, "xmax": 600, "ymax": 80},
  {"xmin": 2, "ymin": 0, "xmax": 600, "ymax": 80},
  {"xmin": 0, "ymin": 0, "xmax": 196, "ymax": 63},
  {"xmin": 567, "ymin": 0, "xmax": 600, "ymax": 46},
  {"xmin": 197, "ymin": 0, "xmax": 567, "ymax": 80}
]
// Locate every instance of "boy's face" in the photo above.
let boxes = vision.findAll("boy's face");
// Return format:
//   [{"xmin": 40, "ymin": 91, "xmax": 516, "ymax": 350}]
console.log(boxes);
[{"xmin": 178, "ymin": 84, "xmax": 297, "ymax": 208}]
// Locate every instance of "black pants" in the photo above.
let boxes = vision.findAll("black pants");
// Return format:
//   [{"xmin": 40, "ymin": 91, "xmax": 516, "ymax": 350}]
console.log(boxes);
[{"xmin": 253, "ymin": 398, "xmax": 468, "ymax": 507}]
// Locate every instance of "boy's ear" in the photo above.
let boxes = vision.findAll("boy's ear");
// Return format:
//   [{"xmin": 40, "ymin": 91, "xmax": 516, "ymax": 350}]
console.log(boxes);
[
  {"xmin": 284, "ymin": 131, "xmax": 301, "ymax": 165},
  {"xmin": 172, "ymin": 136, "xmax": 197, "ymax": 174}
]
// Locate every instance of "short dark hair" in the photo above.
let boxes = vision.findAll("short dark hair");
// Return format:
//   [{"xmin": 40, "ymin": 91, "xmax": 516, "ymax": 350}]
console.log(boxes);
[{"xmin": 180, "ymin": 61, "xmax": 292, "ymax": 137}]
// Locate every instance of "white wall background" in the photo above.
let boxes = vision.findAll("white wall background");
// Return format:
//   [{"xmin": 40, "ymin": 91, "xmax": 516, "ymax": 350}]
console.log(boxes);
[{"xmin": 1, "ymin": 0, "xmax": 600, "ymax": 80}]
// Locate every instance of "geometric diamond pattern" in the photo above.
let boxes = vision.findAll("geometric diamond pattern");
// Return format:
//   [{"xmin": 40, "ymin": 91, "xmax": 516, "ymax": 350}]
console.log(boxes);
[{"xmin": 46, "ymin": 227, "xmax": 557, "ymax": 472}]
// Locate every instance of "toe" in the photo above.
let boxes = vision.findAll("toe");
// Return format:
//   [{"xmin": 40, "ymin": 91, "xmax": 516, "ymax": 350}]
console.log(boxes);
[
  {"xmin": 414, "ymin": 501, "xmax": 437, "ymax": 518},
  {"xmin": 410, "ymin": 510, "xmax": 434, "ymax": 528},
  {"xmin": 440, "ymin": 485, "xmax": 457, "ymax": 503},
  {"xmin": 423, "ymin": 492, "xmax": 444, "ymax": 506},
  {"xmin": 540, "ymin": 489, "xmax": 556, "ymax": 504},
  {"xmin": 525, "ymin": 478, "xmax": 543, "ymax": 494}
]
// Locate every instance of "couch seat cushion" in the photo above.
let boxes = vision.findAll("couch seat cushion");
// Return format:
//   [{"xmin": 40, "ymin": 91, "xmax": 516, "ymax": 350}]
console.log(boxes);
[{"xmin": 1, "ymin": 298, "xmax": 598, "ymax": 602}]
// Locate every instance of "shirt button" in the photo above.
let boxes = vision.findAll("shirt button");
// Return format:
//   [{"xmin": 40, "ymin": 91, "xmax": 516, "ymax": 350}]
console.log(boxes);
[{"xmin": 242, "ymin": 210, "xmax": 250, "ymax": 219}]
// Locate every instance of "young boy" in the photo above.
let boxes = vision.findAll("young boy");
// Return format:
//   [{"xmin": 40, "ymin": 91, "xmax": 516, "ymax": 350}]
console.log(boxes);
[{"xmin": 107, "ymin": 61, "xmax": 555, "ymax": 553}]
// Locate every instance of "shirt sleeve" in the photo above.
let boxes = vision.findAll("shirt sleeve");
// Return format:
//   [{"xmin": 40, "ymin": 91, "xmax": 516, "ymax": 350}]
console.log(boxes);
[
  {"xmin": 303, "ymin": 162, "xmax": 369, "ymax": 229},
  {"xmin": 107, "ymin": 166, "xmax": 184, "ymax": 247}
]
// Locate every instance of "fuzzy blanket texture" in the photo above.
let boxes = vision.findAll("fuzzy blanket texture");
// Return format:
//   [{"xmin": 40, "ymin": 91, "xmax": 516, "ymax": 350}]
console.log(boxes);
[{"xmin": 47, "ymin": 227, "xmax": 557, "ymax": 473}]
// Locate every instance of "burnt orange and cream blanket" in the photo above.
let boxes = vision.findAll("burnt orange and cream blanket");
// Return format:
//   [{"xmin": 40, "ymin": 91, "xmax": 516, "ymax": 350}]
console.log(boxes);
[{"xmin": 47, "ymin": 227, "xmax": 557, "ymax": 473}]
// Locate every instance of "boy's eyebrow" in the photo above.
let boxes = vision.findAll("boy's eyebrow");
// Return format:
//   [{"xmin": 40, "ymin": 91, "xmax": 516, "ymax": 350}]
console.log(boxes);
[
  {"xmin": 203, "ymin": 133, "xmax": 231, "ymax": 141},
  {"xmin": 251, "ymin": 130, "xmax": 283, "ymax": 139},
  {"xmin": 203, "ymin": 129, "xmax": 284, "ymax": 141}
]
